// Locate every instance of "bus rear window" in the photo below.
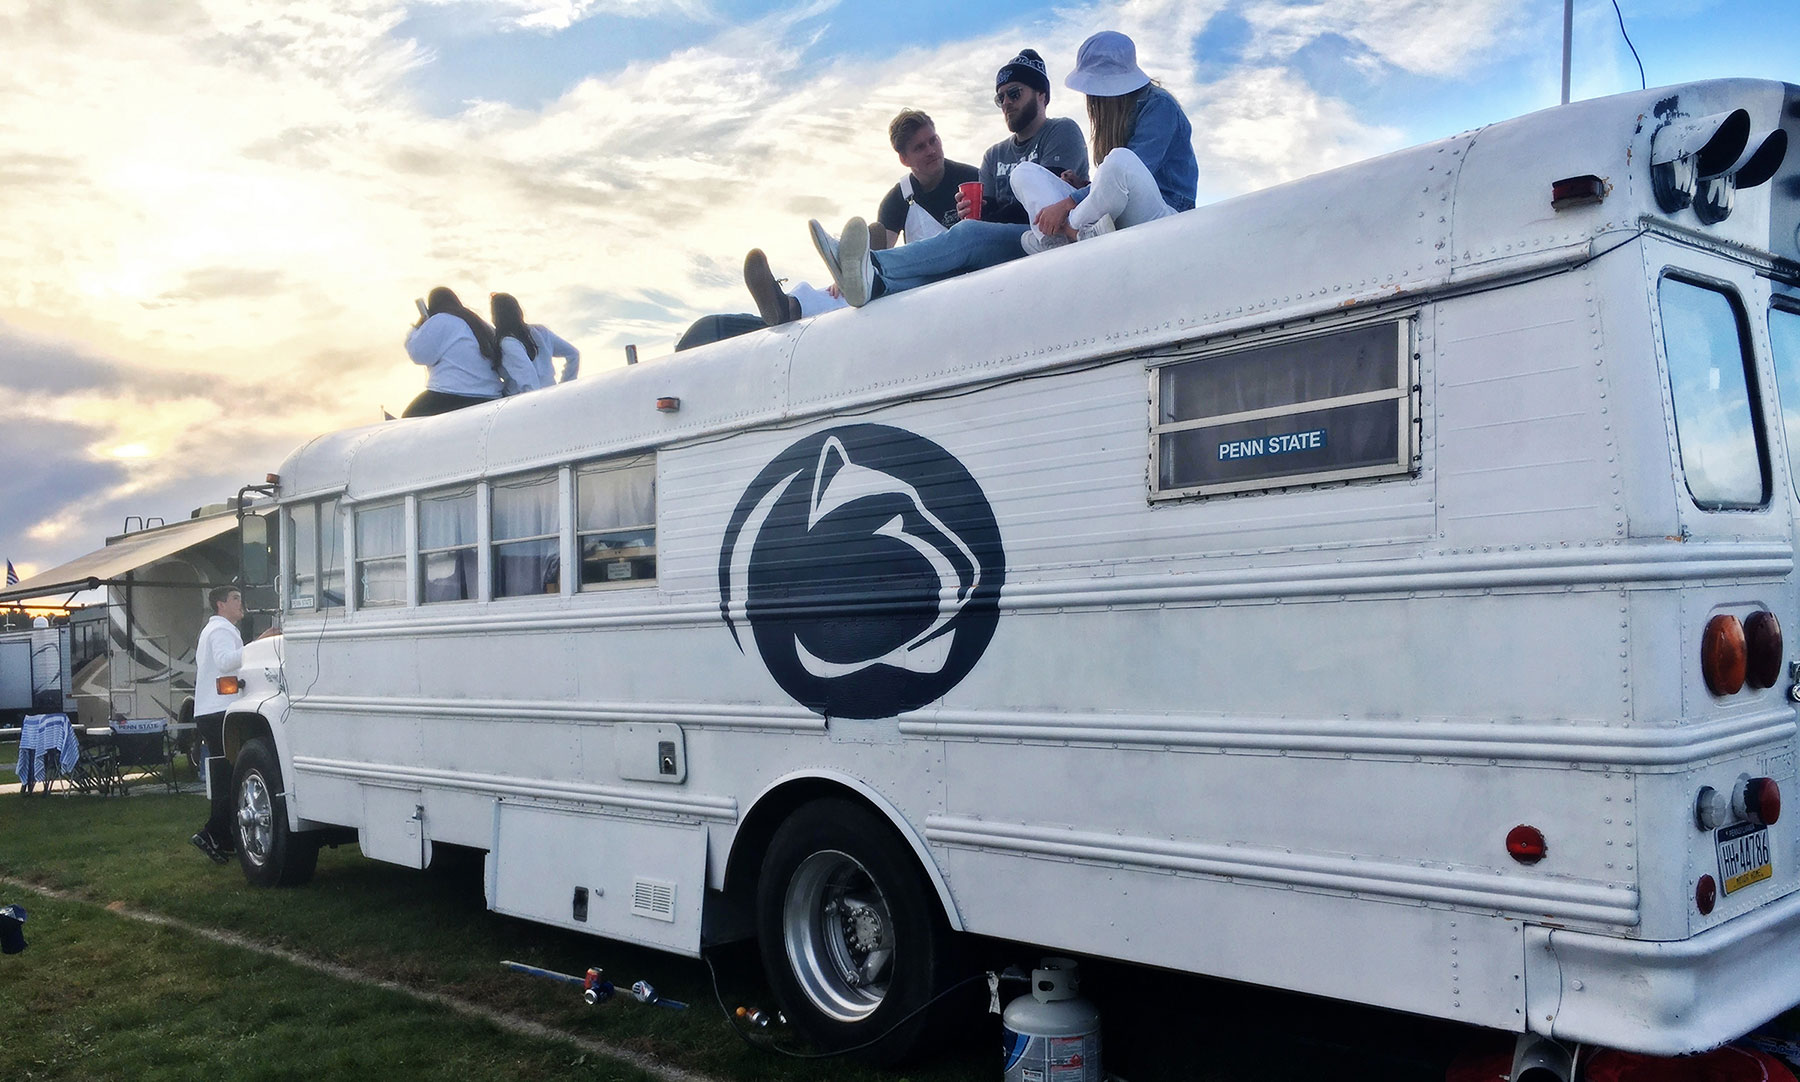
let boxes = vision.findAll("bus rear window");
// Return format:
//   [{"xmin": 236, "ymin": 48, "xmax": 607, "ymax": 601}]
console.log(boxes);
[
  {"xmin": 1658, "ymin": 277, "xmax": 1767, "ymax": 509},
  {"xmin": 1772, "ymin": 303, "xmax": 1800, "ymax": 499}
]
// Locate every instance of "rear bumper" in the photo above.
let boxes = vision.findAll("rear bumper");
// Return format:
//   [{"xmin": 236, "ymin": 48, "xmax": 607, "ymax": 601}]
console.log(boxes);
[{"xmin": 1526, "ymin": 886, "xmax": 1800, "ymax": 1054}]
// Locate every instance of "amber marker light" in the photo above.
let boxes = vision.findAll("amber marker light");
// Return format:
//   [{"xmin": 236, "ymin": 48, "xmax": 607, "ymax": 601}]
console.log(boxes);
[
  {"xmin": 1506, "ymin": 825, "xmax": 1547, "ymax": 864},
  {"xmin": 216, "ymin": 676, "xmax": 241, "ymax": 695},
  {"xmin": 1697, "ymin": 875, "xmax": 1717, "ymax": 915},
  {"xmin": 1702, "ymin": 614, "xmax": 1747, "ymax": 696},
  {"xmin": 656, "ymin": 397, "xmax": 681, "ymax": 413},
  {"xmin": 1745, "ymin": 611, "xmax": 1783, "ymax": 689}
]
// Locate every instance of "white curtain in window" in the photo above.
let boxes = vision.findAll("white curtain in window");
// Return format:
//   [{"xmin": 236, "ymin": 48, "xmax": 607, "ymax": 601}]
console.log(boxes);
[
  {"xmin": 578, "ymin": 463, "xmax": 653, "ymax": 531},
  {"xmin": 419, "ymin": 489, "xmax": 476, "ymax": 550},
  {"xmin": 493, "ymin": 476, "xmax": 557, "ymax": 541},
  {"xmin": 357, "ymin": 504, "xmax": 405, "ymax": 558}
]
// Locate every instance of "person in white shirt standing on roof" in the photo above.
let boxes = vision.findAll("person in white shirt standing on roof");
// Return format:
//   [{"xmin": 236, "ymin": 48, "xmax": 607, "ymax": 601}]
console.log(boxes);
[
  {"xmin": 490, "ymin": 292, "xmax": 581, "ymax": 395},
  {"xmin": 190, "ymin": 586, "xmax": 245, "ymax": 865},
  {"xmin": 402, "ymin": 286, "xmax": 504, "ymax": 417}
]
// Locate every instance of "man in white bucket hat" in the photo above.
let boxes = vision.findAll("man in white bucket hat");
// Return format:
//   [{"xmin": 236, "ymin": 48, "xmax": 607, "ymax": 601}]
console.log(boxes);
[{"xmin": 1014, "ymin": 30, "xmax": 1198, "ymax": 253}]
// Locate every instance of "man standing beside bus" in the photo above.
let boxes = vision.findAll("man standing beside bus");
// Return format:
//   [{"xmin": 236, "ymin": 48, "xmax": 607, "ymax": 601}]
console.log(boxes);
[{"xmin": 189, "ymin": 586, "xmax": 245, "ymax": 865}]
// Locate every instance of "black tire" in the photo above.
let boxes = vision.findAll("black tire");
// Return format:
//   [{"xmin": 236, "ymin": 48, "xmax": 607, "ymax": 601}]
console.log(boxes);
[
  {"xmin": 232, "ymin": 738, "xmax": 319, "ymax": 888},
  {"xmin": 755, "ymin": 799, "xmax": 957, "ymax": 1063}
]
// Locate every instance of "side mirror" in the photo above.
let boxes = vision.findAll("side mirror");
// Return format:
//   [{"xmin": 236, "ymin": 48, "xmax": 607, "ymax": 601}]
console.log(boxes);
[{"xmin": 240, "ymin": 511, "xmax": 273, "ymax": 587}]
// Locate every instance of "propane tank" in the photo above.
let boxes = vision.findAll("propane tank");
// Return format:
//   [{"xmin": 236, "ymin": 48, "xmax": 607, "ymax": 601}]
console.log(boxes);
[{"xmin": 1001, "ymin": 957, "xmax": 1102, "ymax": 1082}]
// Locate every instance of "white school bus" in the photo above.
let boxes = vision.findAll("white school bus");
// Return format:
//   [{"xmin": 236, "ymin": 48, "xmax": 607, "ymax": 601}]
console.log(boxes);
[{"xmin": 222, "ymin": 79, "xmax": 1800, "ymax": 1071}]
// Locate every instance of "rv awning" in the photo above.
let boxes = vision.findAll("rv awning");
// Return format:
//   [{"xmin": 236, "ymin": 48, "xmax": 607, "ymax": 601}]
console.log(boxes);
[{"xmin": 0, "ymin": 514, "xmax": 239, "ymax": 604}]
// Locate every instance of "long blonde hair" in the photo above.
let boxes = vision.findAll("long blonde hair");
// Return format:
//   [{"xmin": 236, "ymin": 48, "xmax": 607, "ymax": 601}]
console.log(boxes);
[{"xmin": 1086, "ymin": 80, "xmax": 1157, "ymax": 163}]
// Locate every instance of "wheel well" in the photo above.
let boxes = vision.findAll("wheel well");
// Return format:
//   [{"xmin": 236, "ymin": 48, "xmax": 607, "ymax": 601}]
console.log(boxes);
[
  {"xmin": 220, "ymin": 712, "xmax": 273, "ymax": 763},
  {"xmin": 723, "ymin": 777, "xmax": 961, "ymax": 930}
]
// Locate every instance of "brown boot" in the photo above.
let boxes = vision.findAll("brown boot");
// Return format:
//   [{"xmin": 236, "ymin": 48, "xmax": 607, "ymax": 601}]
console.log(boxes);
[{"xmin": 744, "ymin": 248, "xmax": 796, "ymax": 326}]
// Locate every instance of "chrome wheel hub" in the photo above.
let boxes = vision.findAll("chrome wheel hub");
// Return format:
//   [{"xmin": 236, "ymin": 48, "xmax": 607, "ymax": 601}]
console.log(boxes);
[
  {"xmin": 782, "ymin": 850, "xmax": 895, "ymax": 1022},
  {"xmin": 237, "ymin": 772, "xmax": 273, "ymax": 867}
]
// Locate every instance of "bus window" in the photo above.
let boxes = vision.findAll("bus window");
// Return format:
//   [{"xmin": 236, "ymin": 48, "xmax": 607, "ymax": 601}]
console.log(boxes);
[
  {"xmin": 355, "ymin": 502, "xmax": 406, "ymax": 608},
  {"xmin": 289, "ymin": 502, "xmax": 318, "ymax": 611},
  {"xmin": 1658, "ymin": 277, "xmax": 1767, "ymax": 509},
  {"xmin": 492, "ymin": 474, "xmax": 560, "ymax": 598},
  {"xmin": 287, "ymin": 499, "xmax": 344, "ymax": 613},
  {"xmin": 1771, "ymin": 302, "xmax": 1800, "ymax": 499},
  {"xmin": 319, "ymin": 499, "xmax": 344, "ymax": 608},
  {"xmin": 1151, "ymin": 319, "xmax": 1412, "ymax": 499},
  {"xmin": 576, "ymin": 458, "xmax": 655, "ymax": 589},
  {"xmin": 418, "ymin": 487, "xmax": 477, "ymax": 604}
]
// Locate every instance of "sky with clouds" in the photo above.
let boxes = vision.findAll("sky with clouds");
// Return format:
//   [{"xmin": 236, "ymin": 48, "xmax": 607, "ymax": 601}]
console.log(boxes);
[{"xmin": 1, "ymin": 0, "xmax": 1796, "ymax": 584}]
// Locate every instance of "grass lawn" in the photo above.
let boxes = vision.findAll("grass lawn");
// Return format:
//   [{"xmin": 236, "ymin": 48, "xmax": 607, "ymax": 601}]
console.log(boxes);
[
  {"xmin": 0, "ymin": 891, "xmax": 663, "ymax": 1082},
  {"xmin": 0, "ymin": 793, "xmax": 1486, "ymax": 1081}
]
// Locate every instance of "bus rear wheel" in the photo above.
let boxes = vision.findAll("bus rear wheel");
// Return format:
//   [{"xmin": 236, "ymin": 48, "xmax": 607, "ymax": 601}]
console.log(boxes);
[
  {"xmin": 755, "ymin": 798, "xmax": 955, "ymax": 1063},
  {"xmin": 232, "ymin": 738, "xmax": 319, "ymax": 888}
]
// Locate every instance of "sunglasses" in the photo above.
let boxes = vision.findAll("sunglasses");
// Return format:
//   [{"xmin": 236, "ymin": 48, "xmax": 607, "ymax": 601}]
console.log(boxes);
[{"xmin": 995, "ymin": 86, "xmax": 1029, "ymax": 107}]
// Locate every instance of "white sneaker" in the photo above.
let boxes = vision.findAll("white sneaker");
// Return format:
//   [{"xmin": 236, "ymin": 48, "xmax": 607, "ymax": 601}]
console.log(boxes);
[
  {"xmin": 838, "ymin": 217, "xmax": 874, "ymax": 307},
  {"xmin": 1076, "ymin": 214, "xmax": 1116, "ymax": 241},
  {"xmin": 808, "ymin": 219, "xmax": 841, "ymax": 285},
  {"xmin": 1022, "ymin": 229, "xmax": 1073, "ymax": 255}
]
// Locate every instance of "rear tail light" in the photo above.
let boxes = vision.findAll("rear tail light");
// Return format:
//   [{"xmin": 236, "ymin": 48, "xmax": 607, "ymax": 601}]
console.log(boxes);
[
  {"xmin": 1740, "ymin": 776, "xmax": 1782, "ymax": 826},
  {"xmin": 1745, "ymin": 611, "xmax": 1783, "ymax": 688},
  {"xmin": 1697, "ymin": 875, "xmax": 1718, "ymax": 915},
  {"xmin": 1506, "ymin": 825, "xmax": 1547, "ymax": 864},
  {"xmin": 1702, "ymin": 614, "xmax": 1747, "ymax": 695}
]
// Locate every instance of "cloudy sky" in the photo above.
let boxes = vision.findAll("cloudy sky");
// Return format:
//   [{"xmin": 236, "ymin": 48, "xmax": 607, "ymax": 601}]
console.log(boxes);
[{"xmin": 2, "ymin": 0, "xmax": 1795, "ymax": 583}]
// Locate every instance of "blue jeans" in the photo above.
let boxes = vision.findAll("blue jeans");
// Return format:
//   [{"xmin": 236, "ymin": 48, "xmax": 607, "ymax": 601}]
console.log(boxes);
[{"xmin": 871, "ymin": 220, "xmax": 1029, "ymax": 295}]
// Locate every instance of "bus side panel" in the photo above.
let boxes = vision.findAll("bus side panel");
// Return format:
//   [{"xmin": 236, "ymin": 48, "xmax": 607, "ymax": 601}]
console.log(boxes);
[{"xmin": 934, "ymin": 839, "xmax": 1530, "ymax": 1032}]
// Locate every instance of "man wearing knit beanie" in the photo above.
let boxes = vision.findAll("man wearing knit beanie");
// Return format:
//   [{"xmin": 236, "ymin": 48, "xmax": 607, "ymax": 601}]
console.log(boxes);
[
  {"xmin": 981, "ymin": 48, "xmax": 1090, "ymax": 226},
  {"xmin": 811, "ymin": 46, "xmax": 1093, "ymax": 307}
]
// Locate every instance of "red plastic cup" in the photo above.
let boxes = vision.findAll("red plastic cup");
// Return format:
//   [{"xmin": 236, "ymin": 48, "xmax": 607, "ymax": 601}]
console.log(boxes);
[{"xmin": 959, "ymin": 181, "xmax": 983, "ymax": 221}]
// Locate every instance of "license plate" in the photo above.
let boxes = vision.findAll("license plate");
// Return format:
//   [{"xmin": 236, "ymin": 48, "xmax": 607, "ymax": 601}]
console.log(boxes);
[{"xmin": 1717, "ymin": 820, "xmax": 1773, "ymax": 895}]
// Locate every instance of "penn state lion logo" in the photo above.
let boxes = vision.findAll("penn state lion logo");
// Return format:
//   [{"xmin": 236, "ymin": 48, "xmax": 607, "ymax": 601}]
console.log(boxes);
[{"xmin": 719, "ymin": 424, "xmax": 1005, "ymax": 719}]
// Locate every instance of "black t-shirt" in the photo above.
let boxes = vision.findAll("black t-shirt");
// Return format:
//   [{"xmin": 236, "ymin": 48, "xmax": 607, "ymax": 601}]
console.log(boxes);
[{"xmin": 877, "ymin": 161, "xmax": 979, "ymax": 239}]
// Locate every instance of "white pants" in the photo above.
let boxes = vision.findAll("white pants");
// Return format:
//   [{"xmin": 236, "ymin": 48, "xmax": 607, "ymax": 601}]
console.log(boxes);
[
  {"xmin": 1073, "ymin": 147, "xmax": 1177, "ymax": 230},
  {"xmin": 1014, "ymin": 148, "xmax": 1177, "ymax": 239},
  {"xmin": 1008, "ymin": 162, "xmax": 1079, "ymax": 244},
  {"xmin": 791, "ymin": 281, "xmax": 847, "ymax": 317}
]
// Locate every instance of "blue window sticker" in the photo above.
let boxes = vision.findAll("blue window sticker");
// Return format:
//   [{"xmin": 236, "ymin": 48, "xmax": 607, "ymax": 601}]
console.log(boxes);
[{"xmin": 1218, "ymin": 428, "xmax": 1327, "ymax": 462}]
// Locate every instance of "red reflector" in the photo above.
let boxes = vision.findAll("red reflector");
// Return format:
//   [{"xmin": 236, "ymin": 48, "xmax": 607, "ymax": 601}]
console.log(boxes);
[
  {"xmin": 1551, "ymin": 174, "xmax": 1607, "ymax": 210},
  {"xmin": 1747, "ymin": 777, "xmax": 1782, "ymax": 826},
  {"xmin": 1702, "ymin": 614, "xmax": 1747, "ymax": 696},
  {"xmin": 1697, "ymin": 875, "xmax": 1717, "ymax": 915},
  {"xmin": 1506, "ymin": 825, "xmax": 1547, "ymax": 864},
  {"xmin": 1745, "ymin": 610, "xmax": 1783, "ymax": 689}
]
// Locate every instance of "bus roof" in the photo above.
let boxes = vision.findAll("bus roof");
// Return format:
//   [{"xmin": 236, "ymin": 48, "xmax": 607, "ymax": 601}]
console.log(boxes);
[{"xmin": 280, "ymin": 78, "xmax": 1798, "ymax": 505}]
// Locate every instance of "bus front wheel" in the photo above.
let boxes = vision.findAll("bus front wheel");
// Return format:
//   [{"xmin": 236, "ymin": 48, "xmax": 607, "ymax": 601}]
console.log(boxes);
[
  {"xmin": 754, "ymin": 798, "xmax": 954, "ymax": 1063},
  {"xmin": 232, "ymin": 738, "xmax": 319, "ymax": 888}
]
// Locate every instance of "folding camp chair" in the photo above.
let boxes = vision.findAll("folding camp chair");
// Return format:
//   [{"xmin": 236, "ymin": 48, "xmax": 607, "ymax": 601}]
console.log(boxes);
[
  {"xmin": 106, "ymin": 718, "xmax": 177, "ymax": 795},
  {"xmin": 15, "ymin": 712, "xmax": 93, "ymax": 795}
]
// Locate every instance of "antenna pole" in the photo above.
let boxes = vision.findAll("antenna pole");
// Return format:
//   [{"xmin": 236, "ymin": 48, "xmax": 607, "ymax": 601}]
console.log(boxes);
[{"xmin": 1560, "ymin": 0, "xmax": 1573, "ymax": 105}]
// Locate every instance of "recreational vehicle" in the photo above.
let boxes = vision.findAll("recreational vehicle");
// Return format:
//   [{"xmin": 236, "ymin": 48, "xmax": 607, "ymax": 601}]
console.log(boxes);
[
  {"xmin": 0, "ymin": 502, "xmax": 277, "ymax": 731},
  {"xmin": 221, "ymin": 80, "xmax": 1800, "ymax": 1071}
]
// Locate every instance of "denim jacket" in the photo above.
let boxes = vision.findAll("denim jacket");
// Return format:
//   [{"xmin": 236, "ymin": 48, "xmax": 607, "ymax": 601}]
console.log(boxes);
[{"xmin": 1072, "ymin": 84, "xmax": 1197, "ymax": 213}]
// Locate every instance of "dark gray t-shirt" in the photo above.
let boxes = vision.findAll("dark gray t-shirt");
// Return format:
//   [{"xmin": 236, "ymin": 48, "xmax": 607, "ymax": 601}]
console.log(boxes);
[{"xmin": 978, "ymin": 116, "xmax": 1090, "ymax": 224}]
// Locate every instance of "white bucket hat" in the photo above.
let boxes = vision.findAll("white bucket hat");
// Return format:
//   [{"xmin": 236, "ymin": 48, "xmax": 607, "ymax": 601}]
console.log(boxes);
[{"xmin": 1064, "ymin": 31, "xmax": 1150, "ymax": 98}]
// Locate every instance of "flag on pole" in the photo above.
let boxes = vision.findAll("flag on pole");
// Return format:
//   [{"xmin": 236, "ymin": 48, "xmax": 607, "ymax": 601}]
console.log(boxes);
[{"xmin": 5, "ymin": 560, "xmax": 17, "ymax": 586}]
